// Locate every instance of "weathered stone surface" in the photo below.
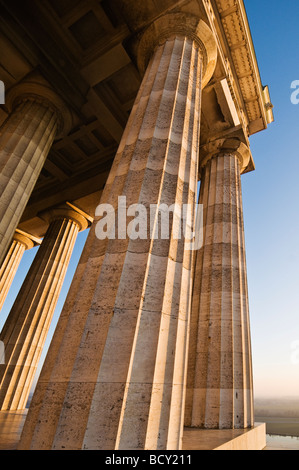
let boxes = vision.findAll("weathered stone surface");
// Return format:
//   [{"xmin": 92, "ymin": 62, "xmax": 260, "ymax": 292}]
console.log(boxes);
[
  {"xmin": 18, "ymin": 33, "xmax": 210, "ymax": 450},
  {"xmin": 0, "ymin": 72, "xmax": 73, "ymax": 267},
  {"xmin": 0, "ymin": 100, "xmax": 58, "ymax": 266},
  {"xmin": 185, "ymin": 152, "xmax": 254, "ymax": 430},
  {"xmin": 0, "ymin": 209, "xmax": 88, "ymax": 411},
  {"xmin": 0, "ymin": 0, "xmax": 272, "ymax": 453},
  {"xmin": 0, "ymin": 232, "xmax": 35, "ymax": 312}
]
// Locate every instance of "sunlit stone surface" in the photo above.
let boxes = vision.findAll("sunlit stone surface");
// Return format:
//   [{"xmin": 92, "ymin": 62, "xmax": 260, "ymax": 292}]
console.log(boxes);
[{"xmin": 0, "ymin": 0, "xmax": 273, "ymax": 451}]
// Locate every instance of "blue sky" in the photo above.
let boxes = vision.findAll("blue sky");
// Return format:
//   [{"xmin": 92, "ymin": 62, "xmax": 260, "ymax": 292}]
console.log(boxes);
[
  {"xmin": 1, "ymin": 1, "xmax": 299, "ymax": 400},
  {"xmin": 242, "ymin": 0, "xmax": 299, "ymax": 397}
]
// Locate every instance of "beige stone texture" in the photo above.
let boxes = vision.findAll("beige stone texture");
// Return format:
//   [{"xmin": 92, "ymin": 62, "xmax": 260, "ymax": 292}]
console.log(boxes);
[
  {"xmin": 0, "ymin": 99, "xmax": 58, "ymax": 267},
  {"xmin": 183, "ymin": 422, "xmax": 266, "ymax": 450},
  {"xmin": 0, "ymin": 72, "xmax": 73, "ymax": 267},
  {"xmin": 0, "ymin": 232, "xmax": 35, "ymax": 312},
  {"xmin": 185, "ymin": 150, "xmax": 254, "ymax": 430},
  {"xmin": 18, "ymin": 27, "xmax": 217, "ymax": 449},
  {"xmin": 0, "ymin": 0, "xmax": 273, "ymax": 452},
  {"xmin": 0, "ymin": 208, "xmax": 88, "ymax": 411},
  {"xmin": 0, "ymin": 411, "xmax": 267, "ymax": 451}
]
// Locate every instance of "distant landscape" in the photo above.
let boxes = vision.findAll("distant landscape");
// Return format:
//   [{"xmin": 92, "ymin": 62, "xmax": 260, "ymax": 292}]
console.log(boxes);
[{"xmin": 255, "ymin": 397, "xmax": 299, "ymax": 437}]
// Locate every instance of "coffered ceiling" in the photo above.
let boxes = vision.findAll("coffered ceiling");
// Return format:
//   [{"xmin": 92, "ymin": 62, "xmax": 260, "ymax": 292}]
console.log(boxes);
[{"xmin": 0, "ymin": 0, "xmax": 272, "ymax": 238}]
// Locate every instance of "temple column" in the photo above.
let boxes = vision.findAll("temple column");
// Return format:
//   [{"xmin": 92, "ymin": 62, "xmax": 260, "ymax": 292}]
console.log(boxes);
[
  {"xmin": 0, "ymin": 206, "xmax": 88, "ymax": 411},
  {"xmin": 185, "ymin": 139, "xmax": 254, "ymax": 429},
  {"xmin": 19, "ymin": 14, "xmax": 217, "ymax": 450},
  {"xmin": 0, "ymin": 73, "xmax": 72, "ymax": 266},
  {"xmin": 0, "ymin": 230, "xmax": 38, "ymax": 312}
]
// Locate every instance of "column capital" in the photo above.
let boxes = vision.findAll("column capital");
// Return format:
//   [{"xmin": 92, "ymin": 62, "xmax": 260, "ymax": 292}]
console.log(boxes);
[
  {"xmin": 199, "ymin": 138, "xmax": 252, "ymax": 174},
  {"xmin": 39, "ymin": 204, "xmax": 90, "ymax": 232},
  {"xmin": 13, "ymin": 229, "xmax": 41, "ymax": 251},
  {"xmin": 136, "ymin": 13, "xmax": 217, "ymax": 88},
  {"xmin": 5, "ymin": 72, "xmax": 73, "ymax": 139}
]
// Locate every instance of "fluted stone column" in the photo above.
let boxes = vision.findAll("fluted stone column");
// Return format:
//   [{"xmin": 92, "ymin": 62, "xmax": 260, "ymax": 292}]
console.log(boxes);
[
  {"xmin": 0, "ymin": 74, "xmax": 72, "ymax": 266},
  {"xmin": 185, "ymin": 139, "xmax": 254, "ymax": 430},
  {"xmin": 0, "ymin": 231, "xmax": 37, "ymax": 312},
  {"xmin": 0, "ymin": 206, "xmax": 88, "ymax": 411},
  {"xmin": 19, "ymin": 14, "xmax": 217, "ymax": 450}
]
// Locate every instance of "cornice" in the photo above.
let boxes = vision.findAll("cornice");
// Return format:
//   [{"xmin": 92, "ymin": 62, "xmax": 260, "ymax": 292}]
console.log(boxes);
[{"xmin": 205, "ymin": 0, "xmax": 273, "ymax": 135}]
